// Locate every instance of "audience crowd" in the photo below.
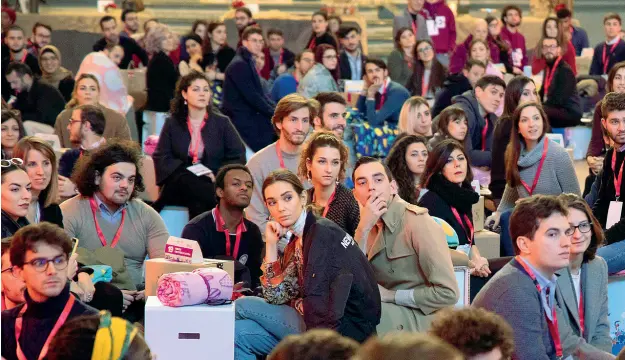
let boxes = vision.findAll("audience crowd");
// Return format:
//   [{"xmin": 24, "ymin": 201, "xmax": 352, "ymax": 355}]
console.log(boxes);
[{"xmin": 2, "ymin": 1, "xmax": 625, "ymax": 360}]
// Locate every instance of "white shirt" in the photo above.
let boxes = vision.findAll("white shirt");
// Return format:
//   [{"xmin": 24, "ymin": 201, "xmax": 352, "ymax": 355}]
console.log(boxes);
[{"xmin": 571, "ymin": 271, "xmax": 582, "ymax": 305}]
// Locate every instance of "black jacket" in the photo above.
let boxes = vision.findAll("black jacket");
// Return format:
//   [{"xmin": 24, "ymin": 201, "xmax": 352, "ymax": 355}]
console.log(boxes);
[
  {"xmin": 306, "ymin": 32, "xmax": 338, "ymax": 50},
  {"xmin": 152, "ymin": 108, "xmax": 246, "ymax": 186},
  {"xmin": 146, "ymin": 51, "xmax": 179, "ymax": 112},
  {"xmin": 1, "ymin": 284, "xmax": 97, "ymax": 360},
  {"xmin": 453, "ymin": 90, "xmax": 496, "ymax": 167},
  {"xmin": 418, "ymin": 174, "xmax": 479, "ymax": 246},
  {"xmin": 539, "ymin": 60, "xmax": 582, "ymax": 128},
  {"xmin": 432, "ymin": 73, "xmax": 472, "ymax": 118},
  {"xmin": 592, "ymin": 148, "xmax": 625, "ymax": 244},
  {"xmin": 221, "ymin": 47, "xmax": 276, "ymax": 152},
  {"xmin": 1, "ymin": 211, "xmax": 29, "ymax": 239},
  {"xmin": 12, "ymin": 78, "xmax": 66, "ymax": 127},
  {"xmin": 489, "ymin": 114, "xmax": 513, "ymax": 200},
  {"xmin": 1, "ymin": 51, "xmax": 42, "ymax": 101},
  {"xmin": 339, "ymin": 51, "xmax": 367, "ymax": 81},
  {"xmin": 302, "ymin": 212, "xmax": 381, "ymax": 342},
  {"xmin": 203, "ymin": 45, "xmax": 236, "ymax": 74},
  {"xmin": 93, "ymin": 36, "xmax": 148, "ymax": 69},
  {"xmin": 57, "ymin": 76, "xmax": 75, "ymax": 102},
  {"xmin": 1, "ymin": 204, "xmax": 63, "ymax": 239},
  {"xmin": 306, "ymin": 184, "xmax": 360, "ymax": 237}
]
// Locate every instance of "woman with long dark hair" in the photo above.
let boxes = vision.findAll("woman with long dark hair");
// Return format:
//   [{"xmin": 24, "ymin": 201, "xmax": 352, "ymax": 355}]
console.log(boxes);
[
  {"xmin": 485, "ymin": 15, "xmax": 511, "ymax": 73},
  {"xmin": 305, "ymin": 11, "xmax": 338, "ymax": 51},
  {"xmin": 531, "ymin": 16, "xmax": 577, "ymax": 75},
  {"xmin": 1, "ymin": 109, "xmax": 25, "ymax": 159},
  {"xmin": 406, "ymin": 40, "xmax": 447, "ymax": 100},
  {"xmin": 387, "ymin": 27, "xmax": 416, "ymax": 88},
  {"xmin": 489, "ymin": 76, "xmax": 538, "ymax": 202},
  {"xmin": 418, "ymin": 140, "xmax": 491, "ymax": 278},
  {"xmin": 298, "ymin": 131, "xmax": 359, "ymax": 236},
  {"xmin": 386, "ymin": 134, "xmax": 429, "ymax": 205},
  {"xmin": 1, "ymin": 159, "xmax": 31, "ymax": 238},
  {"xmin": 202, "ymin": 21, "xmax": 236, "ymax": 81},
  {"xmin": 428, "ymin": 106, "xmax": 468, "ymax": 149},
  {"xmin": 298, "ymin": 44, "xmax": 339, "ymax": 98},
  {"xmin": 152, "ymin": 72, "xmax": 246, "ymax": 218}
]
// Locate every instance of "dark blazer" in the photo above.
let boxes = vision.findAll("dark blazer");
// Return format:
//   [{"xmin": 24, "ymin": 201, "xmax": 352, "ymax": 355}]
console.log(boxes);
[
  {"xmin": 221, "ymin": 47, "xmax": 276, "ymax": 152},
  {"xmin": 260, "ymin": 47, "xmax": 295, "ymax": 80},
  {"xmin": 539, "ymin": 60, "xmax": 582, "ymax": 128},
  {"xmin": 305, "ymin": 32, "xmax": 338, "ymax": 50},
  {"xmin": 556, "ymin": 258, "xmax": 612, "ymax": 353},
  {"xmin": 12, "ymin": 78, "xmax": 66, "ymax": 127},
  {"xmin": 146, "ymin": 51, "xmax": 179, "ymax": 112},
  {"xmin": 93, "ymin": 36, "xmax": 148, "ymax": 69},
  {"xmin": 302, "ymin": 212, "xmax": 381, "ymax": 343},
  {"xmin": 590, "ymin": 39, "xmax": 625, "ymax": 75},
  {"xmin": 339, "ymin": 51, "xmax": 367, "ymax": 81},
  {"xmin": 152, "ymin": 109, "xmax": 246, "ymax": 186},
  {"xmin": 306, "ymin": 184, "xmax": 360, "ymax": 237}
]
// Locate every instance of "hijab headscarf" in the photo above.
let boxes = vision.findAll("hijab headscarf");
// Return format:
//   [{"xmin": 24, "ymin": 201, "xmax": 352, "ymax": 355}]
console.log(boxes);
[{"xmin": 38, "ymin": 45, "xmax": 73, "ymax": 88}]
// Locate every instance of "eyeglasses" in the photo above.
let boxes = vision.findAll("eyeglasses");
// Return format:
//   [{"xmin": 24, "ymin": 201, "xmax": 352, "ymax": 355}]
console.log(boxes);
[
  {"xmin": 68, "ymin": 118, "xmax": 83, "ymax": 125},
  {"xmin": 542, "ymin": 45, "xmax": 558, "ymax": 50},
  {"xmin": 417, "ymin": 46, "xmax": 433, "ymax": 54},
  {"xmin": 0, "ymin": 158, "xmax": 24, "ymax": 168},
  {"xmin": 323, "ymin": 55, "xmax": 338, "ymax": 60},
  {"xmin": 570, "ymin": 222, "xmax": 592, "ymax": 234},
  {"xmin": 24, "ymin": 255, "xmax": 68, "ymax": 273},
  {"xmin": 1, "ymin": 267, "xmax": 16, "ymax": 277}
]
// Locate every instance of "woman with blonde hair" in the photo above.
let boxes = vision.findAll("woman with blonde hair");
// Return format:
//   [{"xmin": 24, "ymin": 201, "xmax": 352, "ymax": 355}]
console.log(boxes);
[{"xmin": 398, "ymin": 96, "xmax": 432, "ymax": 138}]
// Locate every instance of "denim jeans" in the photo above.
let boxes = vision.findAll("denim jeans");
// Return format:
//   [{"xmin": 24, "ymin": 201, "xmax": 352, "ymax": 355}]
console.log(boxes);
[
  {"xmin": 499, "ymin": 209, "xmax": 515, "ymax": 257},
  {"xmin": 234, "ymin": 296, "xmax": 306, "ymax": 360},
  {"xmin": 597, "ymin": 241, "xmax": 625, "ymax": 274}
]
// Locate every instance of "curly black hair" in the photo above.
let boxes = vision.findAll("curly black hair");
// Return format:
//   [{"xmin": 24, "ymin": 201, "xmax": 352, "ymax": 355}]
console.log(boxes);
[
  {"xmin": 71, "ymin": 139, "xmax": 145, "ymax": 199},
  {"xmin": 386, "ymin": 134, "xmax": 428, "ymax": 205},
  {"xmin": 169, "ymin": 71, "xmax": 212, "ymax": 125}
]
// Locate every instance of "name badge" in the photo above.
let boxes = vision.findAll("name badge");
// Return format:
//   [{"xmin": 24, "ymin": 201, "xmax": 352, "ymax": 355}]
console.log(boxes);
[
  {"xmin": 426, "ymin": 20, "xmax": 439, "ymax": 36},
  {"xmin": 435, "ymin": 16, "xmax": 446, "ymax": 29},
  {"xmin": 606, "ymin": 201, "xmax": 623, "ymax": 229},
  {"xmin": 187, "ymin": 163, "xmax": 212, "ymax": 177}
]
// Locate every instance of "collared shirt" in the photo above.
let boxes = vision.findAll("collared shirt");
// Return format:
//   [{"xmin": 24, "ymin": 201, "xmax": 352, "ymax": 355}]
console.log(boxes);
[
  {"xmin": 607, "ymin": 36, "xmax": 620, "ymax": 46},
  {"xmin": 523, "ymin": 258, "xmax": 558, "ymax": 321},
  {"xmin": 345, "ymin": 50, "xmax": 363, "ymax": 80},
  {"xmin": 617, "ymin": 143, "xmax": 625, "ymax": 153},
  {"xmin": 80, "ymin": 137, "xmax": 106, "ymax": 151},
  {"xmin": 93, "ymin": 193, "xmax": 127, "ymax": 224}
]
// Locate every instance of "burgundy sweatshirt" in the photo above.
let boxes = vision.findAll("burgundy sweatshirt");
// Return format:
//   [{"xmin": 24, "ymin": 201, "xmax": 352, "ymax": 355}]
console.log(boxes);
[
  {"xmin": 422, "ymin": 0, "xmax": 457, "ymax": 54},
  {"xmin": 500, "ymin": 26, "xmax": 527, "ymax": 68}
]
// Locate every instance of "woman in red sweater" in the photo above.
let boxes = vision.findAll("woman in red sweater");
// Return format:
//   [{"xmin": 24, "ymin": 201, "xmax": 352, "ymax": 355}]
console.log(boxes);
[{"xmin": 531, "ymin": 17, "xmax": 577, "ymax": 75}]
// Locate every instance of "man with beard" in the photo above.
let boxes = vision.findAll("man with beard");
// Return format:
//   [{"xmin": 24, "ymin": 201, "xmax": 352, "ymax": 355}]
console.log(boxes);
[
  {"xmin": 2, "ymin": 25, "xmax": 41, "ymax": 101},
  {"xmin": 313, "ymin": 92, "xmax": 347, "ymax": 138},
  {"xmin": 358, "ymin": 58, "xmax": 410, "ymax": 126},
  {"xmin": 235, "ymin": 7, "xmax": 257, "ymax": 49},
  {"xmin": 271, "ymin": 49, "xmax": 315, "ymax": 102},
  {"xmin": 539, "ymin": 37, "xmax": 582, "ymax": 129},
  {"xmin": 60, "ymin": 140, "xmax": 169, "ymax": 322},
  {"xmin": 499, "ymin": 5, "xmax": 526, "ymax": 75},
  {"xmin": 27, "ymin": 23, "xmax": 52, "ymax": 57},
  {"xmin": 1, "ymin": 242, "xmax": 25, "ymax": 311},
  {"xmin": 92, "ymin": 15, "xmax": 148, "ymax": 69},
  {"xmin": 181, "ymin": 164, "xmax": 263, "ymax": 288},
  {"xmin": 260, "ymin": 28, "xmax": 295, "ymax": 80},
  {"xmin": 120, "ymin": 9, "xmax": 140, "ymax": 38},
  {"xmin": 246, "ymin": 94, "xmax": 316, "ymax": 236},
  {"xmin": 338, "ymin": 25, "xmax": 367, "ymax": 81}
]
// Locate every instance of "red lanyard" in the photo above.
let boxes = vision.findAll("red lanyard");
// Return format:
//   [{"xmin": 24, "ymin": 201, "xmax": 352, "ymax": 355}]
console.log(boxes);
[
  {"xmin": 308, "ymin": 37, "xmax": 316, "ymax": 50},
  {"xmin": 578, "ymin": 282, "xmax": 585, "ymax": 335},
  {"xmin": 11, "ymin": 51, "xmax": 27, "ymax": 64},
  {"xmin": 481, "ymin": 116, "xmax": 489, "ymax": 151},
  {"xmin": 450, "ymin": 207, "xmax": 474, "ymax": 247},
  {"xmin": 187, "ymin": 114, "xmax": 207, "ymax": 164},
  {"xmin": 15, "ymin": 296, "xmax": 75, "ymax": 360},
  {"xmin": 279, "ymin": 48, "xmax": 284, "ymax": 65},
  {"xmin": 515, "ymin": 256, "xmax": 563, "ymax": 358},
  {"xmin": 213, "ymin": 207, "xmax": 245, "ymax": 259},
  {"xmin": 543, "ymin": 56, "xmax": 563, "ymax": 96},
  {"xmin": 89, "ymin": 197, "xmax": 126, "ymax": 248},
  {"xmin": 611, "ymin": 149, "xmax": 624, "ymax": 199},
  {"xmin": 275, "ymin": 141, "xmax": 286, "ymax": 169},
  {"xmin": 421, "ymin": 76, "xmax": 429, "ymax": 97},
  {"xmin": 603, "ymin": 42, "xmax": 619, "ymax": 74},
  {"xmin": 376, "ymin": 79, "xmax": 389, "ymax": 110},
  {"xmin": 411, "ymin": 20, "xmax": 418, "ymax": 35},
  {"xmin": 521, "ymin": 139, "xmax": 549, "ymax": 196},
  {"xmin": 313, "ymin": 189, "xmax": 336, "ymax": 218}
]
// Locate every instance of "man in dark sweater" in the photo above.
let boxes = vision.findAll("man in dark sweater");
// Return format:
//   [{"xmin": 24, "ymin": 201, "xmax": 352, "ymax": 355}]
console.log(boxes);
[
  {"xmin": 1, "ymin": 223, "xmax": 97, "ymax": 360},
  {"xmin": 539, "ymin": 37, "xmax": 582, "ymax": 129},
  {"xmin": 181, "ymin": 164, "xmax": 263, "ymax": 288},
  {"xmin": 357, "ymin": 58, "xmax": 410, "ymax": 126},
  {"xmin": 432, "ymin": 59, "xmax": 485, "ymax": 117},
  {"xmin": 2, "ymin": 25, "xmax": 41, "ymax": 101},
  {"xmin": 590, "ymin": 13, "xmax": 625, "ymax": 76},
  {"xmin": 92, "ymin": 15, "xmax": 148, "ymax": 69},
  {"xmin": 260, "ymin": 28, "xmax": 295, "ymax": 80},
  {"xmin": 5, "ymin": 62, "xmax": 65, "ymax": 130}
]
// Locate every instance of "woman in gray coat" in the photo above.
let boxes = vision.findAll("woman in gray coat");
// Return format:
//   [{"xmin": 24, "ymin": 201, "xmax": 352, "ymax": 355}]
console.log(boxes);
[{"xmin": 298, "ymin": 44, "xmax": 339, "ymax": 98}]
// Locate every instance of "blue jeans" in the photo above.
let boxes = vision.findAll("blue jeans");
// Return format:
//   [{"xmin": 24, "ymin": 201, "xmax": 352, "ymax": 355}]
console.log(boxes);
[
  {"xmin": 499, "ymin": 209, "xmax": 515, "ymax": 257},
  {"xmin": 597, "ymin": 241, "xmax": 625, "ymax": 274},
  {"xmin": 234, "ymin": 296, "xmax": 306, "ymax": 360}
]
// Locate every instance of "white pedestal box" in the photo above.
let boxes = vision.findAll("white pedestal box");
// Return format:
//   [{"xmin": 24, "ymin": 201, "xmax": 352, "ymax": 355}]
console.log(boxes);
[{"xmin": 144, "ymin": 296, "xmax": 235, "ymax": 360}]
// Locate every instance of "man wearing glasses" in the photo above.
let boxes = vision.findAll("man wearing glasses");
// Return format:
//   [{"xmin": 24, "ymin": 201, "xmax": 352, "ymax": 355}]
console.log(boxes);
[
  {"xmin": 1, "ymin": 242, "xmax": 25, "ymax": 311},
  {"xmin": 1, "ymin": 223, "xmax": 97, "ymax": 360},
  {"xmin": 358, "ymin": 58, "xmax": 410, "ymax": 126},
  {"xmin": 539, "ymin": 36, "xmax": 583, "ymax": 129}
]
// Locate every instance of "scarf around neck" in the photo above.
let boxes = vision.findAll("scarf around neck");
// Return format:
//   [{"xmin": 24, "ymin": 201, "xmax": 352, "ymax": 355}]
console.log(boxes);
[
  {"xmin": 39, "ymin": 45, "xmax": 73, "ymax": 89},
  {"xmin": 427, "ymin": 173, "xmax": 479, "ymax": 214}
]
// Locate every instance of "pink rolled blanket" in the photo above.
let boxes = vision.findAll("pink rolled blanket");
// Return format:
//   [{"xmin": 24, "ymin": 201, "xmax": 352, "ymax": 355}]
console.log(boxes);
[
  {"xmin": 157, "ymin": 272, "xmax": 209, "ymax": 307},
  {"xmin": 193, "ymin": 268, "xmax": 234, "ymax": 305}
]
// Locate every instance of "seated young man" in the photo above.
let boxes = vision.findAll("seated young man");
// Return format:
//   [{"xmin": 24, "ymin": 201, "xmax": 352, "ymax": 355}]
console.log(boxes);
[
  {"xmin": 590, "ymin": 13, "xmax": 625, "ymax": 76},
  {"xmin": 181, "ymin": 164, "xmax": 263, "ymax": 288},
  {"xmin": 432, "ymin": 59, "xmax": 486, "ymax": 118},
  {"xmin": 1, "ymin": 223, "xmax": 98, "ymax": 360},
  {"xmin": 473, "ymin": 195, "xmax": 615, "ymax": 360},
  {"xmin": 357, "ymin": 58, "xmax": 410, "ymax": 126},
  {"xmin": 1, "ymin": 241, "xmax": 25, "ymax": 311}
]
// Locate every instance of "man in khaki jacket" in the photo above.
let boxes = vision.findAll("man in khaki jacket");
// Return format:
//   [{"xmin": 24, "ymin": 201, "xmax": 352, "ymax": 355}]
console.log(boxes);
[{"xmin": 352, "ymin": 156, "xmax": 459, "ymax": 334}]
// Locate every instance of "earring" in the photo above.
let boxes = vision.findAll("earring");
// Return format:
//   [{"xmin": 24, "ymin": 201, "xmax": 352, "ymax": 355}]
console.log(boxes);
[
  {"xmin": 184, "ymin": 99, "xmax": 188, "ymax": 105},
  {"xmin": 336, "ymin": 178, "xmax": 340, "ymax": 185},
  {"xmin": 307, "ymin": 171, "xmax": 312, "ymax": 184}
]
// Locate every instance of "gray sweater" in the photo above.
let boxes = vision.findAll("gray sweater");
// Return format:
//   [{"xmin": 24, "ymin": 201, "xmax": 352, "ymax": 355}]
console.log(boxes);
[
  {"xmin": 498, "ymin": 137, "xmax": 580, "ymax": 213},
  {"xmin": 387, "ymin": 49, "xmax": 412, "ymax": 88}
]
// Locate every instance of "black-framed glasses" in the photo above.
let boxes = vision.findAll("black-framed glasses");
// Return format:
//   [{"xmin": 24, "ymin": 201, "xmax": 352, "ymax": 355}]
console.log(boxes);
[
  {"xmin": 1, "ymin": 267, "xmax": 16, "ymax": 277},
  {"xmin": 417, "ymin": 46, "xmax": 433, "ymax": 54},
  {"xmin": 570, "ymin": 222, "xmax": 593, "ymax": 234},
  {"xmin": 0, "ymin": 158, "xmax": 23, "ymax": 168},
  {"xmin": 24, "ymin": 255, "xmax": 68, "ymax": 273},
  {"xmin": 68, "ymin": 118, "xmax": 83, "ymax": 125}
]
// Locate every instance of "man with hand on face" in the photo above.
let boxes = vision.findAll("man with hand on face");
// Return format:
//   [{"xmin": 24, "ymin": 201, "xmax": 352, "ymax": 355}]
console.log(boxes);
[
  {"xmin": 338, "ymin": 25, "xmax": 367, "ymax": 81},
  {"xmin": 352, "ymin": 156, "xmax": 458, "ymax": 334},
  {"xmin": 93, "ymin": 15, "xmax": 148, "ymax": 69},
  {"xmin": 1, "ymin": 223, "xmax": 98, "ymax": 360},
  {"xmin": 181, "ymin": 164, "xmax": 263, "ymax": 288},
  {"xmin": 540, "ymin": 37, "xmax": 582, "ymax": 129},
  {"xmin": 358, "ymin": 58, "xmax": 410, "ymax": 126},
  {"xmin": 499, "ymin": 5, "xmax": 526, "ymax": 75},
  {"xmin": 60, "ymin": 140, "xmax": 169, "ymax": 322},
  {"xmin": 1, "ymin": 241, "xmax": 25, "ymax": 311},
  {"xmin": 452, "ymin": 75, "xmax": 505, "ymax": 168},
  {"xmin": 260, "ymin": 28, "xmax": 295, "ymax": 80}
]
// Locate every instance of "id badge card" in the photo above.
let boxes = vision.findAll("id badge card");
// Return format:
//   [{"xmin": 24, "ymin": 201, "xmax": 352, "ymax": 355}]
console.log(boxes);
[
  {"xmin": 187, "ymin": 163, "xmax": 212, "ymax": 177},
  {"xmin": 426, "ymin": 20, "xmax": 439, "ymax": 36},
  {"xmin": 606, "ymin": 201, "xmax": 623, "ymax": 229}
]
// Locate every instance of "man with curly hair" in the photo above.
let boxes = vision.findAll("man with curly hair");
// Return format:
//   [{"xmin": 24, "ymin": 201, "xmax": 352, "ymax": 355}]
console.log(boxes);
[
  {"xmin": 60, "ymin": 140, "xmax": 169, "ymax": 322},
  {"xmin": 430, "ymin": 307, "xmax": 514, "ymax": 360}
]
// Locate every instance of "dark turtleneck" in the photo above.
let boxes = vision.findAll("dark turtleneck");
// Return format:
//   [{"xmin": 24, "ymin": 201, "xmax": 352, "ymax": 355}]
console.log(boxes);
[{"xmin": 1, "ymin": 283, "xmax": 97, "ymax": 360}]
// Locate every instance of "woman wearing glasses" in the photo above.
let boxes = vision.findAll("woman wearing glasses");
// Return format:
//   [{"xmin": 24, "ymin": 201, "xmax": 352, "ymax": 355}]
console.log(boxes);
[
  {"xmin": 556, "ymin": 193, "xmax": 611, "ymax": 352},
  {"xmin": 1, "ymin": 158, "xmax": 31, "ymax": 238},
  {"xmin": 298, "ymin": 44, "xmax": 340, "ymax": 99},
  {"xmin": 406, "ymin": 40, "xmax": 447, "ymax": 101}
]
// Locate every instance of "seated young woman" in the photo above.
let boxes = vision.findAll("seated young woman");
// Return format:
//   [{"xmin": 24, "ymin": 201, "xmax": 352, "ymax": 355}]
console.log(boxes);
[
  {"xmin": 387, "ymin": 27, "xmax": 416, "ymax": 88},
  {"xmin": 386, "ymin": 134, "xmax": 429, "ymax": 205},
  {"xmin": 397, "ymin": 96, "xmax": 433, "ymax": 139},
  {"xmin": 418, "ymin": 139, "xmax": 491, "ymax": 278},
  {"xmin": 1, "ymin": 109, "xmax": 25, "ymax": 159},
  {"xmin": 1, "ymin": 159, "xmax": 31, "ymax": 238},
  {"xmin": 298, "ymin": 44, "xmax": 340, "ymax": 98},
  {"xmin": 298, "ymin": 131, "xmax": 360, "ymax": 237},
  {"xmin": 234, "ymin": 169, "xmax": 380, "ymax": 359},
  {"xmin": 406, "ymin": 40, "xmax": 447, "ymax": 100},
  {"xmin": 428, "ymin": 106, "xmax": 468, "ymax": 149}
]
